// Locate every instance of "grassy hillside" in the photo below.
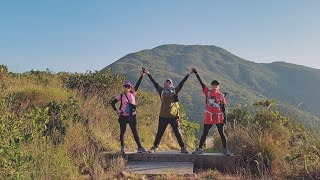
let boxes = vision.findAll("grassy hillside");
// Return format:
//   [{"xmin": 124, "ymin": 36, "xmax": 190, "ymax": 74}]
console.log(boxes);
[
  {"xmin": 263, "ymin": 61, "xmax": 320, "ymax": 114},
  {"xmin": 101, "ymin": 44, "xmax": 320, "ymax": 130},
  {"xmin": 1, "ymin": 66, "xmax": 319, "ymax": 179},
  {"xmin": 0, "ymin": 68, "xmax": 198, "ymax": 179}
]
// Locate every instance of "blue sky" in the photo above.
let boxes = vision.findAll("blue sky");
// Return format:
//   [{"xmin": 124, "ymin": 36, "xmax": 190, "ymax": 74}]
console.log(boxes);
[{"xmin": 1, "ymin": 1, "xmax": 319, "ymax": 72}]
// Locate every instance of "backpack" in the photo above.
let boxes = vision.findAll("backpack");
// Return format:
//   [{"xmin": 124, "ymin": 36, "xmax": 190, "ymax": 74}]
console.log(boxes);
[
  {"xmin": 205, "ymin": 90, "xmax": 225, "ymax": 110},
  {"xmin": 205, "ymin": 91, "xmax": 228, "ymax": 124}
]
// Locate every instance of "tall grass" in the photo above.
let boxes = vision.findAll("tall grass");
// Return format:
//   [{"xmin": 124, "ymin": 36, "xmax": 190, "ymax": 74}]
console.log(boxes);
[
  {"xmin": 207, "ymin": 102, "xmax": 320, "ymax": 179},
  {"xmin": 1, "ymin": 67, "xmax": 319, "ymax": 179},
  {"xmin": 0, "ymin": 69, "xmax": 200, "ymax": 179}
]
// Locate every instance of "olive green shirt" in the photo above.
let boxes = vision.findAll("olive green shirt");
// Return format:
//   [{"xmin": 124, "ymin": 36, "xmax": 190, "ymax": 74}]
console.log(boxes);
[{"xmin": 147, "ymin": 74, "xmax": 189, "ymax": 118}]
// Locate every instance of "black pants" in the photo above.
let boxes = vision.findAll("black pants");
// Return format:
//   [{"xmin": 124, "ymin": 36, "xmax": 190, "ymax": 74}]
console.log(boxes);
[
  {"xmin": 199, "ymin": 123, "xmax": 227, "ymax": 149},
  {"xmin": 153, "ymin": 116, "xmax": 185, "ymax": 148},
  {"xmin": 119, "ymin": 115, "xmax": 142, "ymax": 148}
]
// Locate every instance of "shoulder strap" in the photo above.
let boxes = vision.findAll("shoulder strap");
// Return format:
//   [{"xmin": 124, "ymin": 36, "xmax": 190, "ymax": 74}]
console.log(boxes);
[
  {"xmin": 207, "ymin": 90, "xmax": 211, "ymax": 99},
  {"xmin": 123, "ymin": 92, "xmax": 130, "ymax": 103},
  {"xmin": 119, "ymin": 93, "xmax": 123, "ymax": 110},
  {"xmin": 205, "ymin": 90, "xmax": 211, "ymax": 106},
  {"xmin": 220, "ymin": 92, "xmax": 226, "ymax": 105},
  {"xmin": 220, "ymin": 92, "xmax": 226, "ymax": 113}
]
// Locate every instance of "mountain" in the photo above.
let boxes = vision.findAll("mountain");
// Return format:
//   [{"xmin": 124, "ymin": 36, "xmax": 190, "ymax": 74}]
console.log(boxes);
[{"xmin": 101, "ymin": 44, "xmax": 320, "ymax": 130}]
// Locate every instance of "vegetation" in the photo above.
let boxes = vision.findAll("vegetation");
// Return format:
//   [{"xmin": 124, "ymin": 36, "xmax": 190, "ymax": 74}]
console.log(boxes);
[
  {"xmin": 102, "ymin": 44, "xmax": 320, "ymax": 131},
  {"xmin": 209, "ymin": 100, "xmax": 320, "ymax": 179},
  {"xmin": 0, "ymin": 67, "xmax": 198, "ymax": 179},
  {"xmin": 1, "ymin": 64, "xmax": 319, "ymax": 179}
]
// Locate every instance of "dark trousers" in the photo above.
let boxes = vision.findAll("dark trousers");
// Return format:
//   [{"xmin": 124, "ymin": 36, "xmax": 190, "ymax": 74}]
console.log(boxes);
[
  {"xmin": 119, "ymin": 115, "xmax": 142, "ymax": 148},
  {"xmin": 153, "ymin": 116, "xmax": 185, "ymax": 148},
  {"xmin": 199, "ymin": 123, "xmax": 227, "ymax": 149}
]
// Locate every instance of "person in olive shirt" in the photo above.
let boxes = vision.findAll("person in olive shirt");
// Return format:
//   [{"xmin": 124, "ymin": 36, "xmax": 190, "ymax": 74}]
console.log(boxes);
[{"xmin": 143, "ymin": 68, "xmax": 194, "ymax": 154}]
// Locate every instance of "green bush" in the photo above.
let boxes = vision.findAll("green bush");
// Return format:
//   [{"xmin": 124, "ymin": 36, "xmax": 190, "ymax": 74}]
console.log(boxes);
[
  {"xmin": 64, "ymin": 70, "xmax": 125, "ymax": 97},
  {"xmin": 179, "ymin": 109, "xmax": 200, "ymax": 149},
  {"xmin": 1, "ymin": 67, "xmax": 319, "ymax": 179},
  {"xmin": 0, "ymin": 65, "xmax": 8, "ymax": 75},
  {"xmin": 0, "ymin": 94, "xmax": 81, "ymax": 178},
  {"xmin": 219, "ymin": 100, "xmax": 320, "ymax": 178}
]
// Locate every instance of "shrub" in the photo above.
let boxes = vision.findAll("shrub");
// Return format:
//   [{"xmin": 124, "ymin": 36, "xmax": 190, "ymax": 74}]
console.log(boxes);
[
  {"xmin": 218, "ymin": 100, "xmax": 320, "ymax": 178},
  {"xmin": 0, "ymin": 65, "xmax": 8, "ymax": 75},
  {"xmin": 179, "ymin": 109, "xmax": 200, "ymax": 149},
  {"xmin": 64, "ymin": 70, "xmax": 125, "ymax": 98},
  {"xmin": 8, "ymin": 85, "xmax": 71, "ymax": 111}
]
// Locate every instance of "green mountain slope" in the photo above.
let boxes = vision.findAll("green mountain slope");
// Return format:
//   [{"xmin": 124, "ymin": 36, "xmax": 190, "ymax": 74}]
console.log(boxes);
[{"xmin": 101, "ymin": 44, "xmax": 320, "ymax": 129}]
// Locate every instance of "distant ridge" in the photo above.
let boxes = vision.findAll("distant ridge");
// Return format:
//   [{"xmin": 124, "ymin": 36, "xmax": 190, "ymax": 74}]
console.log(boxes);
[{"xmin": 102, "ymin": 44, "xmax": 320, "ymax": 129}]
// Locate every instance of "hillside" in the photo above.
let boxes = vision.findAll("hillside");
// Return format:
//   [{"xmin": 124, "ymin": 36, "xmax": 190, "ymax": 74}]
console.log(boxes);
[
  {"xmin": 1, "ymin": 66, "xmax": 319, "ymax": 179},
  {"xmin": 0, "ymin": 69, "xmax": 198, "ymax": 179},
  {"xmin": 101, "ymin": 44, "xmax": 320, "ymax": 130}
]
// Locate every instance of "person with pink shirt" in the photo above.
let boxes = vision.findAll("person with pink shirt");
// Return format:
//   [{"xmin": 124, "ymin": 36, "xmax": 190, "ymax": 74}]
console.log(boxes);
[{"xmin": 111, "ymin": 70, "xmax": 147, "ymax": 154}]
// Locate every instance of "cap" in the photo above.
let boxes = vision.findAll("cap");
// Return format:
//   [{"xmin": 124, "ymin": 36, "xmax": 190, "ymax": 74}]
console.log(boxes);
[
  {"xmin": 123, "ymin": 80, "xmax": 133, "ymax": 87},
  {"xmin": 211, "ymin": 80, "xmax": 220, "ymax": 85}
]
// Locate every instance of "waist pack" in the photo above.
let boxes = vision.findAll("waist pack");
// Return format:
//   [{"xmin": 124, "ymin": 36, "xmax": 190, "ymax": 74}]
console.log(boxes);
[
  {"xmin": 125, "ymin": 102, "xmax": 136, "ymax": 114},
  {"xmin": 123, "ymin": 93, "xmax": 136, "ymax": 118}
]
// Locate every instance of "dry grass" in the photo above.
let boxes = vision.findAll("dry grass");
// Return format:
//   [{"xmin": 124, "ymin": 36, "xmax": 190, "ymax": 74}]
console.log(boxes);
[
  {"xmin": 22, "ymin": 139, "xmax": 79, "ymax": 179},
  {"xmin": 2, "ymin": 71, "xmax": 319, "ymax": 179}
]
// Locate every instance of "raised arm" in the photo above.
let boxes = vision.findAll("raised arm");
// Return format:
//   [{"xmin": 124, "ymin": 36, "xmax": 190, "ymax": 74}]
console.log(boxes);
[
  {"xmin": 144, "ymin": 68, "xmax": 163, "ymax": 95},
  {"xmin": 134, "ymin": 73, "xmax": 144, "ymax": 91},
  {"xmin": 175, "ymin": 68, "xmax": 194, "ymax": 93},
  {"xmin": 147, "ymin": 73, "xmax": 163, "ymax": 95},
  {"xmin": 175, "ymin": 74, "xmax": 190, "ymax": 94},
  {"xmin": 193, "ymin": 68, "xmax": 206, "ymax": 90}
]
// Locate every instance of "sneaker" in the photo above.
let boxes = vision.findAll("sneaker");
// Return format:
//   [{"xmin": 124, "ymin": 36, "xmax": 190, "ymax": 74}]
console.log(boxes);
[
  {"xmin": 137, "ymin": 147, "xmax": 148, "ymax": 153},
  {"xmin": 181, "ymin": 147, "xmax": 189, "ymax": 154},
  {"xmin": 148, "ymin": 147, "xmax": 157, "ymax": 153},
  {"xmin": 192, "ymin": 148, "xmax": 204, "ymax": 155},
  {"xmin": 224, "ymin": 148, "xmax": 231, "ymax": 156},
  {"xmin": 120, "ymin": 146, "xmax": 125, "ymax": 154}
]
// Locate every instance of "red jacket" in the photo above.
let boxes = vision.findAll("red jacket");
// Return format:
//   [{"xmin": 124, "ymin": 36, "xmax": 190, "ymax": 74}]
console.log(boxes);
[{"xmin": 203, "ymin": 86, "xmax": 226, "ymax": 124}]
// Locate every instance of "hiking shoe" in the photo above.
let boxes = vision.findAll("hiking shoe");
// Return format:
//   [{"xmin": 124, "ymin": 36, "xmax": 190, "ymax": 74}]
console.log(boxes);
[
  {"xmin": 192, "ymin": 148, "xmax": 204, "ymax": 155},
  {"xmin": 148, "ymin": 147, "xmax": 157, "ymax": 153},
  {"xmin": 224, "ymin": 148, "xmax": 231, "ymax": 156},
  {"xmin": 120, "ymin": 146, "xmax": 125, "ymax": 154},
  {"xmin": 137, "ymin": 147, "xmax": 148, "ymax": 153},
  {"xmin": 181, "ymin": 147, "xmax": 189, "ymax": 154}
]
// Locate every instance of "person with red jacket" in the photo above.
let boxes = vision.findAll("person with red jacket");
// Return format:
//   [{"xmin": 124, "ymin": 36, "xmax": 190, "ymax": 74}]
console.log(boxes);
[{"xmin": 192, "ymin": 68, "xmax": 231, "ymax": 156}]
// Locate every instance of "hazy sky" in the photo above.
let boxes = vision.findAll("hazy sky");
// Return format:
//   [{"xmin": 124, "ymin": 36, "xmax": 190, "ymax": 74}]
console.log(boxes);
[{"xmin": 1, "ymin": 1, "xmax": 319, "ymax": 72}]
